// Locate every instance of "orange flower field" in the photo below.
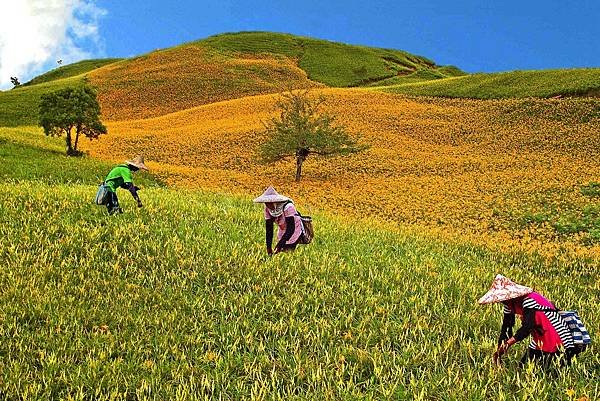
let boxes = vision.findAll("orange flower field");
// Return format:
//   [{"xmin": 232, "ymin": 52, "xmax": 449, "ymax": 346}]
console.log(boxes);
[
  {"xmin": 81, "ymin": 89, "xmax": 600, "ymax": 259},
  {"xmin": 88, "ymin": 44, "xmax": 320, "ymax": 121}
]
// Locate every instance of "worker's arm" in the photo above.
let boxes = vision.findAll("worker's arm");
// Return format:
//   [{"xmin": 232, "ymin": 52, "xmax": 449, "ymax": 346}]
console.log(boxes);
[
  {"xmin": 498, "ymin": 311, "xmax": 515, "ymax": 346},
  {"xmin": 124, "ymin": 182, "xmax": 143, "ymax": 207},
  {"xmin": 512, "ymin": 308, "xmax": 536, "ymax": 342},
  {"xmin": 494, "ymin": 308, "xmax": 536, "ymax": 364},
  {"xmin": 265, "ymin": 219, "xmax": 274, "ymax": 254}
]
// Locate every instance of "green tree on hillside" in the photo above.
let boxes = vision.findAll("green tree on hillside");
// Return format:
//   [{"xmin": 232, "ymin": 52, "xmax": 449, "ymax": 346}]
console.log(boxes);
[
  {"xmin": 39, "ymin": 86, "xmax": 107, "ymax": 156},
  {"xmin": 260, "ymin": 90, "xmax": 367, "ymax": 182},
  {"xmin": 10, "ymin": 77, "xmax": 21, "ymax": 87}
]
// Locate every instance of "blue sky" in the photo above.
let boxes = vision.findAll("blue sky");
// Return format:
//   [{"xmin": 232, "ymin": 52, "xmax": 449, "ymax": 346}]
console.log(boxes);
[
  {"xmin": 97, "ymin": 0, "xmax": 600, "ymax": 73},
  {"xmin": 1, "ymin": 0, "xmax": 598, "ymax": 89}
]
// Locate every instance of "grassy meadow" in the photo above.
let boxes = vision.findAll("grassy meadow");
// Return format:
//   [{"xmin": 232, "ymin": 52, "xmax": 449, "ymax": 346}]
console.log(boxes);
[
  {"xmin": 0, "ymin": 129, "xmax": 598, "ymax": 399},
  {"xmin": 0, "ymin": 127, "xmax": 159, "ymax": 187},
  {"xmin": 199, "ymin": 31, "xmax": 461, "ymax": 87},
  {"xmin": 0, "ymin": 76, "xmax": 87, "ymax": 127},
  {"xmin": 23, "ymin": 59, "xmax": 122, "ymax": 87},
  {"xmin": 381, "ymin": 68, "xmax": 600, "ymax": 99},
  {"xmin": 1, "ymin": 30, "xmax": 599, "ymax": 400}
]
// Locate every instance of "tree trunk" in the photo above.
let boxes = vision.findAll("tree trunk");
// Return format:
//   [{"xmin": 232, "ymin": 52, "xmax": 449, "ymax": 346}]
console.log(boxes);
[
  {"xmin": 65, "ymin": 127, "xmax": 74, "ymax": 155},
  {"xmin": 295, "ymin": 157, "xmax": 303, "ymax": 182},
  {"xmin": 295, "ymin": 148, "xmax": 309, "ymax": 182},
  {"xmin": 73, "ymin": 124, "xmax": 81, "ymax": 153}
]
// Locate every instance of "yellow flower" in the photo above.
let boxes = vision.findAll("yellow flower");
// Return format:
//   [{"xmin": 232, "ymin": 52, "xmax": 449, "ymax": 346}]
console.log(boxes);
[{"xmin": 205, "ymin": 351, "xmax": 219, "ymax": 362}]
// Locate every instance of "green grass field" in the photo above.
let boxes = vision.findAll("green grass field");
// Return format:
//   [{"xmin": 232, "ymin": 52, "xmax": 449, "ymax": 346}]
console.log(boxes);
[
  {"xmin": 381, "ymin": 68, "xmax": 600, "ymax": 99},
  {"xmin": 198, "ymin": 31, "xmax": 461, "ymax": 87},
  {"xmin": 0, "ymin": 127, "xmax": 161, "ymax": 187},
  {"xmin": 0, "ymin": 128, "xmax": 598, "ymax": 400},
  {"xmin": 364, "ymin": 67, "xmax": 464, "ymax": 87},
  {"xmin": 0, "ymin": 76, "xmax": 87, "ymax": 127},
  {"xmin": 23, "ymin": 59, "xmax": 123, "ymax": 87}
]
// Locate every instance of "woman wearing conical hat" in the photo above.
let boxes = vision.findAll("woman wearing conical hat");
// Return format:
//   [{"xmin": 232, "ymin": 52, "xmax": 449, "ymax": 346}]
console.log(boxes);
[
  {"xmin": 479, "ymin": 274, "xmax": 578, "ymax": 367},
  {"xmin": 103, "ymin": 156, "xmax": 148, "ymax": 215},
  {"xmin": 254, "ymin": 186, "xmax": 305, "ymax": 255}
]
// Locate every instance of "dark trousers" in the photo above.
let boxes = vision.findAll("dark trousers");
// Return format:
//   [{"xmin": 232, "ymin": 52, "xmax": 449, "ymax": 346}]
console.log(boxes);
[
  {"xmin": 106, "ymin": 191, "xmax": 122, "ymax": 214},
  {"xmin": 278, "ymin": 234, "xmax": 307, "ymax": 251},
  {"xmin": 279, "ymin": 243, "xmax": 297, "ymax": 251},
  {"xmin": 520, "ymin": 348, "xmax": 581, "ymax": 368}
]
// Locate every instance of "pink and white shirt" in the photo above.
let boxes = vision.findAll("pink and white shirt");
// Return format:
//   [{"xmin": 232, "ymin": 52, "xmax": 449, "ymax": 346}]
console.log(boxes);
[{"xmin": 264, "ymin": 203, "xmax": 303, "ymax": 245}]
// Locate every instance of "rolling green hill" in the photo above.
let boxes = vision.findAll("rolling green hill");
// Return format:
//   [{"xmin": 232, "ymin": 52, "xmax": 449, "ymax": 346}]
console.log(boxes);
[
  {"xmin": 381, "ymin": 68, "xmax": 600, "ymax": 99},
  {"xmin": 23, "ymin": 58, "xmax": 122, "ymax": 87},
  {"xmin": 0, "ymin": 76, "xmax": 87, "ymax": 127},
  {"xmin": 0, "ymin": 58, "xmax": 121, "ymax": 127},
  {"xmin": 199, "ymin": 31, "xmax": 463, "ymax": 87},
  {"xmin": 2, "ymin": 32, "xmax": 599, "ymax": 127},
  {"xmin": 0, "ymin": 31, "xmax": 459, "ymax": 123}
]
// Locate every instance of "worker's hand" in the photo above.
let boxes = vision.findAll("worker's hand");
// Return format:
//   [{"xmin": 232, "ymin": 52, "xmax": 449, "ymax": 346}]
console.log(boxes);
[
  {"xmin": 493, "ymin": 337, "xmax": 515, "ymax": 365},
  {"xmin": 492, "ymin": 350, "xmax": 503, "ymax": 366},
  {"xmin": 137, "ymin": 200, "xmax": 143, "ymax": 208}
]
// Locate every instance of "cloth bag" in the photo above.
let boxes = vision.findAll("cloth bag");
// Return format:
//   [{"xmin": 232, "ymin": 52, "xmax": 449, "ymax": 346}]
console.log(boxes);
[
  {"xmin": 559, "ymin": 311, "xmax": 591, "ymax": 351},
  {"xmin": 95, "ymin": 183, "xmax": 109, "ymax": 205},
  {"xmin": 300, "ymin": 216, "xmax": 314, "ymax": 244}
]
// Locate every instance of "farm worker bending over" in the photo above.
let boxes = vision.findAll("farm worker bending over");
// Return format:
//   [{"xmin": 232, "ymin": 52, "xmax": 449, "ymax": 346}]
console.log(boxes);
[
  {"xmin": 253, "ymin": 186, "xmax": 305, "ymax": 255},
  {"xmin": 479, "ymin": 274, "xmax": 578, "ymax": 368},
  {"xmin": 104, "ymin": 156, "xmax": 148, "ymax": 215}
]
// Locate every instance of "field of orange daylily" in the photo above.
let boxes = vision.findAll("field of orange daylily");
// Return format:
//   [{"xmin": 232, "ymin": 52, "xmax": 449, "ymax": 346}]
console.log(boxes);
[
  {"xmin": 88, "ymin": 45, "xmax": 320, "ymax": 121},
  {"xmin": 80, "ymin": 88, "xmax": 600, "ymax": 258}
]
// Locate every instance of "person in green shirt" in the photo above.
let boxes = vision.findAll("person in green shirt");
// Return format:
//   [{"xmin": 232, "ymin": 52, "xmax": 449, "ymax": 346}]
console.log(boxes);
[{"xmin": 104, "ymin": 156, "xmax": 148, "ymax": 214}]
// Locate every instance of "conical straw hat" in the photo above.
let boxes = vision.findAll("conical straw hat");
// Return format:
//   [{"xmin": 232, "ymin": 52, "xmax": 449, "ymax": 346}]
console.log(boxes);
[
  {"xmin": 478, "ymin": 274, "xmax": 533, "ymax": 304},
  {"xmin": 253, "ymin": 186, "xmax": 290, "ymax": 203},
  {"xmin": 125, "ymin": 155, "xmax": 148, "ymax": 170}
]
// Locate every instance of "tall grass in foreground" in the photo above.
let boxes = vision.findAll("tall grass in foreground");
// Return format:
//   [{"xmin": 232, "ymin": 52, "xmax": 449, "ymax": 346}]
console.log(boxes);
[{"xmin": 0, "ymin": 181, "xmax": 597, "ymax": 400}]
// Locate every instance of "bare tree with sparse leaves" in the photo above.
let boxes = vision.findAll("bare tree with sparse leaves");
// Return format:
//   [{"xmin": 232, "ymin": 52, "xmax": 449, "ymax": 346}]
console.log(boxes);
[{"xmin": 260, "ymin": 90, "xmax": 367, "ymax": 182}]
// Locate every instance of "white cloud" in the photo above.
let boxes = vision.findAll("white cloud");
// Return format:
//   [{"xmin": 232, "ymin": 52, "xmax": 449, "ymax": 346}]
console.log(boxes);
[{"xmin": 0, "ymin": 0, "xmax": 107, "ymax": 90}]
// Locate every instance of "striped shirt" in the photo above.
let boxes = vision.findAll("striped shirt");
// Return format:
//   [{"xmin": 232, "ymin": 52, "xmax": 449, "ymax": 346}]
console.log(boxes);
[{"xmin": 502, "ymin": 293, "xmax": 574, "ymax": 352}]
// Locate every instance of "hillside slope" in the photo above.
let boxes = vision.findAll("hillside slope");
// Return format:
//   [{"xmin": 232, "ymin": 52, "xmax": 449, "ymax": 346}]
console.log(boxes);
[
  {"xmin": 0, "ymin": 31, "xmax": 459, "ymax": 124},
  {"xmin": 79, "ymin": 89, "xmax": 600, "ymax": 256},
  {"xmin": 0, "ymin": 133, "xmax": 597, "ymax": 398},
  {"xmin": 88, "ymin": 32, "xmax": 460, "ymax": 121},
  {"xmin": 381, "ymin": 68, "xmax": 600, "ymax": 99},
  {"xmin": 3, "ymin": 32, "xmax": 598, "ymax": 127},
  {"xmin": 23, "ymin": 59, "xmax": 122, "ymax": 86},
  {"xmin": 199, "ymin": 32, "xmax": 462, "ymax": 87},
  {"xmin": 0, "ymin": 126, "xmax": 160, "ymax": 186},
  {"xmin": 88, "ymin": 44, "xmax": 321, "ymax": 121},
  {"xmin": 0, "ymin": 76, "xmax": 86, "ymax": 126}
]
